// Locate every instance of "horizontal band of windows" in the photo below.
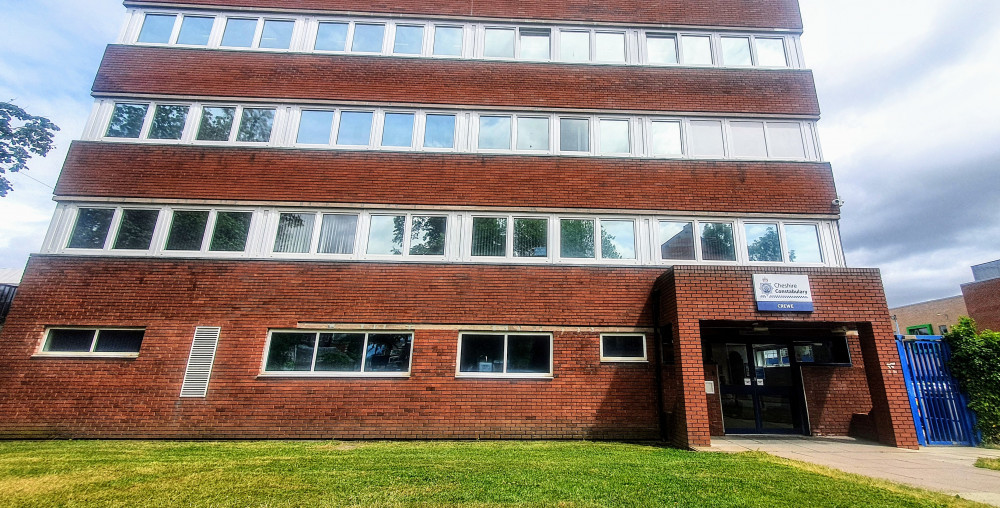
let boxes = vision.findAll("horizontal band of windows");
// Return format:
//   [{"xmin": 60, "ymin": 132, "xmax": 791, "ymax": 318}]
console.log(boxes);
[
  {"xmin": 38, "ymin": 328, "xmax": 146, "ymax": 357},
  {"xmin": 124, "ymin": 9, "xmax": 803, "ymax": 70},
  {"xmin": 263, "ymin": 330, "xmax": 414, "ymax": 375},
  {"xmin": 44, "ymin": 204, "xmax": 845, "ymax": 268},
  {"xmin": 86, "ymin": 99, "xmax": 823, "ymax": 162}
]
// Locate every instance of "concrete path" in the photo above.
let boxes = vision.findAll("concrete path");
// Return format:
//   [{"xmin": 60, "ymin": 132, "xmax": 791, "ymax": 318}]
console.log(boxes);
[{"xmin": 698, "ymin": 436, "xmax": 1000, "ymax": 506}]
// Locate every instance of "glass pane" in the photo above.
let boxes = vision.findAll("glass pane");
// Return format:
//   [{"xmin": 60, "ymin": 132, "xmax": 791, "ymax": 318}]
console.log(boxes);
[
  {"xmin": 513, "ymin": 218, "xmax": 547, "ymax": 257},
  {"xmin": 94, "ymin": 330, "xmax": 144, "ymax": 353},
  {"xmin": 315, "ymin": 22, "xmax": 348, "ymax": 51},
  {"xmin": 433, "ymin": 26, "xmax": 463, "ymax": 56},
  {"xmin": 265, "ymin": 332, "xmax": 315, "ymax": 371},
  {"xmin": 318, "ymin": 214, "xmax": 358, "ymax": 254},
  {"xmin": 785, "ymin": 224, "xmax": 823, "ymax": 263},
  {"xmin": 721, "ymin": 393, "xmax": 756, "ymax": 431},
  {"xmin": 423, "ymin": 114, "xmax": 456, "ymax": 148},
  {"xmin": 688, "ymin": 120, "xmax": 724, "ymax": 157},
  {"xmin": 393, "ymin": 25, "xmax": 424, "ymax": 54},
  {"xmin": 367, "ymin": 215, "xmax": 404, "ymax": 255},
  {"xmin": 700, "ymin": 222, "xmax": 736, "ymax": 261},
  {"xmin": 730, "ymin": 121, "xmax": 767, "ymax": 158},
  {"xmin": 236, "ymin": 108, "xmax": 275, "ymax": 143},
  {"xmin": 165, "ymin": 210, "xmax": 209, "ymax": 251},
  {"xmin": 147, "ymin": 105, "xmax": 188, "ymax": 140},
  {"xmin": 336, "ymin": 111, "xmax": 374, "ymax": 145},
  {"xmin": 559, "ymin": 31, "xmax": 589, "ymax": 62},
  {"xmin": 519, "ymin": 29, "xmax": 550, "ymax": 60},
  {"xmin": 259, "ymin": 19, "xmax": 294, "ymax": 49},
  {"xmin": 506, "ymin": 335, "xmax": 550, "ymax": 373},
  {"xmin": 560, "ymin": 118, "xmax": 589, "ymax": 152},
  {"xmin": 209, "ymin": 211, "xmax": 252, "ymax": 252},
  {"xmin": 45, "ymin": 329, "xmax": 95, "ymax": 352},
  {"xmin": 296, "ymin": 110, "xmax": 335, "ymax": 144},
  {"xmin": 365, "ymin": 333, "xmax": 412, "ymax": 372},
  {"xmin": 478, "ymin": 116, "xmax": 511, "ymax": 150},
  {"xmin": 352, "ymin": 23, "xmax": 385, "ymax": 52},
  {"xmin": 459, "ymin": 334, "xmax": 505, "ymax": 373},
  {"xmin": 516, "ymin": 117, "xmax": 549, "ymax": 151},
  {"xmin": 767, "ymin": 122, "xmax": 806, "ymax": 159},
  {"xmin": 649, "ymin": 121, "xmax": 682, "ymax": 156},
  {"xmin": 658, "ymin": 221, "xmax": 695, "ymax": 260},
  {"xmin": 221, "ymin": 18, "xmax": 257, "ymax": 47},
  {"xmin": 745, "ymin": 223, "xmax": 781, "ymax": 262},
  {"xmin": 600, "ymin": 219, "xmax": 636, "ymax": 259},
  {"xmin": 409, "ymin": 216, "xmax": 447, "ymax": 255},
  {"xmin": 756, "ymin": 38, "xmax": 788, "ymax": 67},
  {"xmin": 602, "ymin": 335, "xmax": 644, "ymax": 358},
  {"xmin": 137, "ymin": 14, "xmax": 175, "ymax": 44},
  {"xmin": 560, "ymin": 219, "xmax": 595, "ymax": 258},
  {"xmin": 595, "ymin": 32, "xmax": 625, "ymax": 63},
  {"xmin": 647, "ymin": 35, "xmax": 677, "ymax": 64},
  {"xmin": 599, "ymin": 119, "xmax": 630, "ymax": 154},
  {"xmin": 315, "ymin": 333, "xmax": 364, "ymax": 372},
  {"xmin": 681, "ymin": 35, "xmax": 712, "ymax": 65},
  {"xmin": 471, "ymin": 217, "xmax": 507, "ymax": 257},
  {"xmin": 484, "ymin": 28, "xmax": 515, "ymax": 58},
  {"xmin": 176, "ymin": 16, "xmax": 213, "ymax": 46},
  {"xmin": 113, "ymin": 209, "xmax": 159, "ymax": 250},
  {"xmin": 106, "ymin": 103, "xmax": 148, "ymax": 138},
  {"xmin": 760, "ymin": 394, "xmax": 795, "ymax": 430},
  {"xmin": 196, "ymin": 107, "xmax": 236, "ymax": 141},
  {"xmin": 273, "ymin": 213, "xmax": 315, "ymax": 253},
  {"xmin": 68, "ymin": 208, "xmax": 114, "ymax": 249},
  {"xmin": 721, "ymin": 36, "xmax": 752, "ymax": 66},
  {"xmin": 381, "ymin": 112, "xmax": 415, "ymax": 147}
]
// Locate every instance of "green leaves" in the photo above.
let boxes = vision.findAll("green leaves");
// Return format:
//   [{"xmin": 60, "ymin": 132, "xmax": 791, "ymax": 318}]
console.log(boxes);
[
  {"xmin": 945, "ymin": 317, "xmax": 1000, "ymax": 444},
  {"xmin": 0, "ymin": 101, "xmax": 60, "ymax": 196}
]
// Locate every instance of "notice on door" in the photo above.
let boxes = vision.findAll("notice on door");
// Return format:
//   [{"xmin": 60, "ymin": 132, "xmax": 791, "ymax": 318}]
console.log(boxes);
[{"xmin": 753, "ymin": 274, "xmax": 814, "ymax": 312}]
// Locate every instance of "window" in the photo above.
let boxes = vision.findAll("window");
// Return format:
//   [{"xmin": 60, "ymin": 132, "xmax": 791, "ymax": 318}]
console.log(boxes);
[
  {"xmin": 366, "ymin": 215, "xmax": 404, "ymax": 255},
  {"xmin": 165, "ymin": 210, "xmax": 253, "ymax": 252},
  {"xmin": 458, "ymin": 333, "xmax": 551, "ymax": 377},
  {"xmin": 41, "ymin": 328, "xmax": 145, "ymax": 356},
  {"xmin": 745, "ymin": 223, "xmax": 782, "ymax": 262},
  {"xmin": 336, "ymin": 111, "xmax": 374, "ymax": 146},
  {"xmin": 393, "ymin": 25, "xmax": 424, "ymax": 54},
  {"xmin": 559, "ymin": 31, "xmax": 589, "ymax": 62},
  {"xmin": 560, "ymin": 219, "xmax": 594, "ymax": 258},
  {"xmin": 600, "ymin": 334, "xmax": 646, "ymax": 362},
  {"xmin": 381, "ymin": 112, "xmax": 415, "ymax": 147},
  {"xmin": 318, "ymin": 214, "xmax": 358, "ymax": 254},
  {"xmin": 484, "ymin": 28, "xmax": 515, "ymax": 58},
  {"xmin": 699, "ymin": 222, "xmax": 736, "ymax": 261},
  {"xmin": 720, "ymin": 36, "xmax": 752, "ymax": 66},
  {"xmin": 513, "ymin": 218, "xmax": 548, "ymax": 257},
  {"xmin": 364, "ymin": 214, "xmax": 449, "ymax": 257},
  {"xmin": 195, "ymin": 106, "xmax": 274, "ymax": 143},
  {"xmin": 259, "ymin": 19, "xmax": 294, "ymax": 49},
  {"xmin": 68, "ymin": 208, "xmax": 115, "ymax": 249},
  {"xmin": 471, "ymin": 217, "xmax": 507, "ymax": 257},
  {"xmin": 767, "ymin": 122, "xmax": 806, "ymax": 159},
  {"xmin": 352, "ymin": 23, "xmax": 385, "ymax": 52},
  {"xmin": 297, "ymin": 110, "xmax": 335, "ymax": 144},
  {"xmin": 681, "ymin": 35, "xmax": 712, "ymax": 65},
  {"xmin": 106, "ymin": 103, "xmax": 148, "ymax": 138},
  {"xmin": 264, "ymin": 330, "xmax": 413, "ymax": 375},
  {"xmin": 147, "ymin": 105, "xmax": 189, "ymax": 140},
  {"xmin": 315, "ymin": 22, "xmax": 349, "ymax": 51},
  {"xmin": 176, "ymin": 16, "xmax": 214, "ymax": 46},
  {"xmin": 423, "ymin": 114, "xmax": 456, "ymax": 148},
  {"xmin": 688, "ymin": 120, "xmax": 725, "ymax": 157},
  {"xmin": 516, "ymin": 117, "xmax": 549, "ymax": 151},
  {"xmin": 730, "ymin": 121, "xmax": 767, "ymax": 158},
  {"xmin": 595, "ymin": 32, "xmax": 626, "ymax": 63},
  {"xmin": 658, "ymin": 221, "xmax": 695, "ymax": 260},
  {"xmin": 646, "ymin": 34, "xmax": 678, "ymax": 64},
  {"xmin": 478, "ymin": 115, "xmax": 511, "ymax": 150},
  {"xmin": 273, "ymin": 212, "xmax": 316, "ymax": 253},
  {"xmin": 221, "ymin": 18, "xmax": 257, "ymax": 47},
  {"xmin": 794, "ymin": 337, "xmax": 850, "ymax": 365},
  {"xmin": 600, "ymin": 219, "xmax": 636, "ymax": 259},
  {"xmin": 519, "ymin": 29, "xmax": 550, "ymax": 60},
  {"xmin": 649, "ymin": 121, "xmax": 682, "ymax": 156},
  {"xmin": 235, "ymin": 108, "xmax": 275, "ymax": 143},
  {"xmin": 113, "ymin": 209, "xmax": 160, "ymax": 250},
  {"xmin": 433, "ymin": 26, "xmax": 463, "ymax": 56},
  {"xmin": 755, "ymin": 38, "xmax": 787, "ymax": 67},
  {"xmin": 598, "ymin": 119, "xmax": 630, "ymax": 154},
  {"xmin": 559, "ymin": 117, "xmax": 589, "ymax": 152},
  {"xmin": 196, "ymin": 106, "xmax": 236, "ymax": 141},
  {"xmin": 409, "ymin": 216, "xmax": 447, "ymax": 255},
  {"xmin": 137, "ymin": 14, "xmax": 176, "ymax": 44},
  {"xmin": 785, "ymin": 224, "xmax": 823, "ymax": 263}
]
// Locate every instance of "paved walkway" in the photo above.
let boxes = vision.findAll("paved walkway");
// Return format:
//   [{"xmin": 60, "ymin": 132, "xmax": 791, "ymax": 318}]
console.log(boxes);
[{"xmin": 699, "ymin": 436, "xmax": 1000, "ymax": 506}]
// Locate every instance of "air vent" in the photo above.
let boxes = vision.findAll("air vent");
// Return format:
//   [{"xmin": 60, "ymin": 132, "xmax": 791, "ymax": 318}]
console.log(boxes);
[{"xmin": 179, "ymin": 326, "xmax": 221, "ymax": 398}]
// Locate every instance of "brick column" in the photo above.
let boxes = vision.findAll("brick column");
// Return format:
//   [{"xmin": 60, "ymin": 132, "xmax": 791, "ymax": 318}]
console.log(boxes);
[{"xmin": 857, "ymin": 322, "xmax": 920, "ymax": 449}]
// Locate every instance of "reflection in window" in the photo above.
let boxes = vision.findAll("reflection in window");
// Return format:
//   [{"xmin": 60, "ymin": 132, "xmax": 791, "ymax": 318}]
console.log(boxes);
[
  {"xmin": 647, "ymin": 35, "xmax": 678, "ymax": 64},
  {"xmin": 649, "ymin": 121, "xmax": 682, "ymax": 156},
  {"xmin": 599, "ymin": 119, "xmax": 630, "ymax": 154},
  {"xmin": 336, "ymin": 111, "xmax": 374, "ymax": 145},
  {"xmin": 296, "ymin": 110, "xmax": 334, "ymax": 144},
  {"xmin": 381, "ymin": 113, "xmax": 415, "ymax": 147},
  {"xmin": 106, "ymin": 103, "xmax": 148, "ymax": 138},
  {"xmin": 471, "ymin": 217, "xmax": 507, "ymax": 257},
  {"xmin": 147, "ymin": 105, "xmax": 189, "ymax": 140},
  {"xmin": 318, "ymin": 214, "xmax": 358, "ymax": 254},
  {"xmin": 600, "ymin": 220, "xmax": 636, "ymax": 259},
  {"xmin": 367, "ymin": 215, "xmax": 404, "ymax": 255},
  {"xmin": 393, "ymin": 25, "xmax": 424, "ymax": 54},
  {"xmin": 513, "ymin": 218, "xmax": 547, "ymax": 257},
  {"xmin": 165, "ymin": 210, "xmax": 209, "ymax": 251},
  {"xmin": 767, "ymin": 122, "xmax": 806, "ymax": 159},
  {"xmin": 44, "ymin": 329, "xmax": 144, "ymax": 354},
  {"xmin": 221, "ymin": 18, "xmax": 257, "ymax": 47},
  {"xmin": 196, "ymin": 107, "xmax": 236, "ymax": 141},
  {"xmin": 484, "ymin": 28, "xmax": 515, "ymax": 58},
  {"xmin": 478, "ymin": 116, "xmax": 511, "ymax": 150},
  {"xmin": 176, "ymin": 16, "xmax": 213, "ymax": 46},
  {"xmin": 516, "ymin": 117, "xmax": 549, "ymax": 151},
  {"xmin": 745, "ymin": 223, "xmax": 781, "ymax": 262},
  {"xmin": 601, "ymin": 335, "xmax": 646, "ymax": 360},
  {"xmin": 560, "ymin": 219, "xmax": 595, "ymax": 258},
  {"xmin": 681, "ymin": 35, "xmax": 712, "ymax": 65},
  {"xmin": 459, "ymin": 333, "xmax": 550, "ymax": 375},
  {"xmin": 409, "ymin": 216, "xmax": 447, "ymax": 255},
  {"xmin": 138, "ymin": 14, "xmax": 175, "ymax": 44},
  {"xmin": 236, "ymin": 108, "xmax": 275, "ymax": 143},
  {"xmin": 730, "ymin": 121, "xmax": 767, "ymax": 158},
  {"xmin": 68, "ymin": 208, "xmax": 114, "ymax": 249},
  {"xmin": 209, "ymin": 211, "xmax": 252, "ymax": 252},
  {"xmin": 265, "ymin": 331, "xmax": 412, "ymax": 374},
  {"xmin": 721, "ymin": 37, "xmax": 752, "ymax": 66},
  {"xmin": 352, "ymin": 23, "xmax": 385, "ymax": 52},
  {"xmin": 756, "ymin": 38, "xmax": 787, "ymax": 67},
  {"xmin": 560, "ymin": 118, "xmax": 589, "ymax": 152},
  {"xmin": 519, "ymin": 29, "xmax": 550, "ymax": 60},
  {"xmin": 688, "ymin": 120, "xmax": 724, "ymax": 157},
  {"xmin": 700, "ymin": 222, "xmax": 736, "ymax": 261},
  {"xmin": 113, "ymin": 209, "xmax": 159, "ymax": 250},
  {"xmin": 559, "ymin": 31, "xmax": 589, "ymax": 62},
  {"xmin": 423, "ymin": 114, "xmax": 456, "ymax": 148},
  {"xmin": 274, "ymin": 213, "xmax": 315, "ymax": 253},
  {"xmin": 315, "ymin": 22, "xmax": 348, "ymax": 51},
  {"xmin": 595, "ymin": 32, "xmax": 626, "ymax": 63},
  {"xmin": 259, "ymin": 20, "xmax": 294, "ymax": 49},
  {"xmin": 785, "ymin": 224, "xmax": 822, "ymax": 263},
  {"xmin": 433, "ymin": 26, "xmax": 463, "ymax": 56},
  {"xmin": 658, "ymin": 221, "xmax": 695, "ymax": 260}
]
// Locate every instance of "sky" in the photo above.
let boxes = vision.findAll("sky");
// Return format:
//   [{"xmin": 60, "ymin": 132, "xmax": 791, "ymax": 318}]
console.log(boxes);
[{"xmin": 0, "ymin": 0, "xmax": 998, "ymax": 306}]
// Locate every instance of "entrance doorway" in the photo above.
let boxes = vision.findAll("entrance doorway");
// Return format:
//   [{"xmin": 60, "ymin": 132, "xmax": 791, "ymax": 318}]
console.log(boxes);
[{"xmin": 712, "ymin": 342, "xmax": 802, "ymax": 434}]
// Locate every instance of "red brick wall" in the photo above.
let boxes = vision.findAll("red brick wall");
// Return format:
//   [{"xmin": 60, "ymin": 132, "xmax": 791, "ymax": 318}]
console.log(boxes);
[
  {"xmin": 56, "ymin": 142, "xmax": 839, "ymax": 215},
  {"xmin": 93, "ymin": 46, "xmax": 820, "ymax": 116},
  {"xmin": 961, "ymin": 278, "xmax": 1000, "ymax": 332},
  {"xmin": 799, "ymin": 335, "xmax": 873, "ymax": 436},
  {"xmin": 0, "ymin": 256, "xmax": 663, "ymax": 439},
  {"xmin": 124, "ymin": 0, "xmax": 804, "ymax": 30}
]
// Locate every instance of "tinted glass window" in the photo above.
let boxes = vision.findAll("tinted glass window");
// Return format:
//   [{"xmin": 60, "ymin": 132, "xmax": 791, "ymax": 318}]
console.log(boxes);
[
  {"xmin": 745, "ymin": 223, "xmax": 781, "ymax": 262},
  {"xmin": 658, "ymin": 221, "xmax": 695, "ymax": 260},
  {"xmin": 68, "ymin": 208, "xmax": 114, "ymax": 249},
  {"xmin": 506, "ymin": 335, "xmax": 550, "ymax": 373},
  {"xmin": 365, "ymin": 333, "xmax": 412, "ymax": 372},
  {"xmin": 273, "ymin": 213, "xmax": 315, "ymax": 253},
  {"xmin": 560, "ymin": 219, "xmax": 595, "ymax": 258},
  {"xmin": 236, "ymin": 108, "xmax": 275, "ymax": 143},
  {"xmin": 165, "ymin": 210, "xmax": 209, "ymax": 251},
  {"xmin": 265, "ymin": 332, "xmax": 315, "ymax": 371},
  {"xmin": 459, "ymin": 334, "xmax": 504, "ymax": 373},
  {"xmin": 318, "ymin": 214, "xmax": 358, "ymax": 255},
  {"xmin": 315, "ymin": 333, "xmax": 364, "ymax": 372},
  {"xmin": 45, "ymin": 329, "xmax": 95, "ymax": 352},
  {"xmin": 196, "ymin": 107, "xmax": 236, "ymax": 141},
  {"xmin": 409, "ymin": 216, "xmax": 447, "ymax": 255},
  {"xmin": 147, "ymin": 105, "xmax": 189, "ymax": 140},
  {"xmin": 471, "ymin": 217, "xmax": 507, "ymax": 257},
  {"xmin": 700, "ymin": 222, "xmax": 736, "ymax": 261},
  {"xmin": 113, "ymin": 209, "xmax": 159, "ymax": 250},
  {"xmin": 106, "ymin": 103, "xmax": 148, "ymax": 138},
  {"xmin": 602, "ymin": 335, "xmax": 645, "ymax": 359},
  {"xmin": 93, "ymin": 330, "xmax": 144, "ymax": 353},
  {"xmin": 513, "ymin": 218, "xmax": 547, "ymax": 257},
  {"xmin": 209, "ymin": 211, "xmax": 252, "ymax": 252}
]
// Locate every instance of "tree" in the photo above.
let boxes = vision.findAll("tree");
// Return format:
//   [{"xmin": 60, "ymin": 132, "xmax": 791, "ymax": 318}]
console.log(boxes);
[
  {"xmin": 747, "ymin": 227, "xmax": 782, "ymax": 262},
  {"xmin": 0, "ymin": 101, "xmax": 60, "ymax": 197},
  {"xmin": 944, "ymin": 317, "xmax": 1000, "ymax": 444}
]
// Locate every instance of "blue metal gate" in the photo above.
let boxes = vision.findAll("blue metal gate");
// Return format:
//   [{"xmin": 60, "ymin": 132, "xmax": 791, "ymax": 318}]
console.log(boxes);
[{"xmin": 895, "ymin": 336, "xmax": 979, "ymax": 446}]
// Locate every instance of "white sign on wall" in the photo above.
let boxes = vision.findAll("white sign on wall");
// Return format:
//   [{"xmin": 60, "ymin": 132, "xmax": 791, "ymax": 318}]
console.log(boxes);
[{"xmin": 753, "ymin": 274, "xmax": 814, "ymax": 312}]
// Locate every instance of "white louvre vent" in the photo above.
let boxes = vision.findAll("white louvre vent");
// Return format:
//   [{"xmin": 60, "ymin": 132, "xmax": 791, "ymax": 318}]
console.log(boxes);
[{"xmin": 179, "ymin": 326, "xmax": 221, "ymax": 398}]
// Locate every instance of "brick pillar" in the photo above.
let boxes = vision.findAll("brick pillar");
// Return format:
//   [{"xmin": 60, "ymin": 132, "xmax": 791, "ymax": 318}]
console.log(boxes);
[
  {"xmin": 857, "ymin": 321, "xmax": 920, "ymax": 449},
  {"xmin": 672, "ymin": 316, "xmax": 712, "ymax": 448}
]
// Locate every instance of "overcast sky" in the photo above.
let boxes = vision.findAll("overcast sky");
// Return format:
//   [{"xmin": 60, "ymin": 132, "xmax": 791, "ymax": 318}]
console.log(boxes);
[{"xmin": 1, "ymin": 0, "xmax": 998, "ymax": 307}]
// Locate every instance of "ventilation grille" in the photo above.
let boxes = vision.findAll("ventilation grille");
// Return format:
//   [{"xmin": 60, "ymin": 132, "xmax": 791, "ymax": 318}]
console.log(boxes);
[{"xmin": 179, "ymin": 326, "xmax": 221, "ymax": 398}]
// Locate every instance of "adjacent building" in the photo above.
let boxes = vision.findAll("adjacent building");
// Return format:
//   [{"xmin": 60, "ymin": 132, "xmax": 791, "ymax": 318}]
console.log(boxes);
[
  {"xmin": 889, "ymin": 295, "xmax": 967, "ymax": 336},
  {"xmin": 962, "ymin": 259, "xmax": 1000, "ymax": 332},
  {"xmin": 0, "ymin": 0, "xmax": 918, "ymax": 448}
]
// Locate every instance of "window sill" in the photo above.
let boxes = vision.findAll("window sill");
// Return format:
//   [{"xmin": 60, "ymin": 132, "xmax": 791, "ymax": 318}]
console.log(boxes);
[
  {"xmin": 257, "ymin": 372, "xmax": 410, "ymax": 379},
  {"xmin": 32, "ymin": 353, "xmax": 139, "ymax": 359},
  {"xmin": 600, "ymin": 358, "xmax": 648, "ymax": 363},
  {"xmin": 455, "ymin": 373, "xmax": 553, "ymax": 380}
]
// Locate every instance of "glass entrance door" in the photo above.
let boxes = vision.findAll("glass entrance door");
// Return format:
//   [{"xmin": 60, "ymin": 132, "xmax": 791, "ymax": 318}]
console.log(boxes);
[{"xmin": 714, "ymin": 342, "xmax": 803, "ymax": 434}]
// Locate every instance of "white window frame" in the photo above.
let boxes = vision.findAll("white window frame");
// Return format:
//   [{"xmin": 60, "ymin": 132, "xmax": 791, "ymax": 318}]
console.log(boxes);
[
  {"xmin": 259, "ymin": 329, "xmax": 414, "ymax": 378},
  {"xmin": 218, "ymin": 16, "xmax": 298, "ymax": 51},
  {"xmin": 599, "ymin": 333, "xmax": 648, "ymax": 362},
  {"xmin": 156, "ymin": 207, "xmax": 260, "ymax": 258},
  {"xmin": 36, "ymin": 327, "xmax": 146, "ymax": 358},
  {"xmin": 455, "ymin": 332, "xmax": 554, "ymax": 379},
  {"xmin": 464, "ymin": 214, "xmax": 551, "ymax": 263}
]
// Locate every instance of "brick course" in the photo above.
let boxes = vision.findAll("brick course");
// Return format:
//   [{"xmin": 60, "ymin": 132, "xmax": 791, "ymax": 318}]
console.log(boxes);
[{"xmin": 961, "ymin": 278, "xmax": 1000, "ymax": 332}]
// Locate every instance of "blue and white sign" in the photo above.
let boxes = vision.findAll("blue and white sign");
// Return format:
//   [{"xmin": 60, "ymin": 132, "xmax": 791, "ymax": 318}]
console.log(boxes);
[{"xmin": 753, "ymin": 274, "xmax": 813, "ymax": 312}]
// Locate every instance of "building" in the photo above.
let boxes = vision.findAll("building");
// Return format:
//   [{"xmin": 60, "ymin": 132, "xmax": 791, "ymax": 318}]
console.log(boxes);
[
  {"xmin": 889, "ymin": 295, "xmax": 968, "ymax": 336},
  {"xmin": 0, "ymin": 0, "xmax": 917, "ymax": 448},
  {"xmin": 0, "ymin": 269, "xmax": 19, "ymax": 327},
  {"xmin": 962, "ymin": 259, "xmax": 1000, "ymax": 332}
]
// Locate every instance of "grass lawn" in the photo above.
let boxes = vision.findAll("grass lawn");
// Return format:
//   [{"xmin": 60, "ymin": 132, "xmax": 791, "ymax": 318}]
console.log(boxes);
[
  {"xmin": 0, "ymin": 440, "xmax": 983, "ymax": 507},
  {"xmin": 975, "ymin": 457, "xmax": 1000, "ymax": 471}
]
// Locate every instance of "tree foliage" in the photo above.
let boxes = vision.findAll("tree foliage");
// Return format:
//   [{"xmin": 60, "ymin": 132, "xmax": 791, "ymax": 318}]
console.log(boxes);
[
  {"xmin": 944, "ymin": 317, "xmax": 1000, "ymax": 444},
  {"xmin": 0, "ymin": 101, "xmax": 60, "ymax": 196}
]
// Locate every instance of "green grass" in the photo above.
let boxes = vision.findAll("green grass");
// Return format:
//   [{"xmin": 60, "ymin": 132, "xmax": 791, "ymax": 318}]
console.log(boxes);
[
  {"xmin": 975, "ymin": 457, "xmax": 1000, "ymax": 471},
  {"xmin": 0, "ymin": 440, "xmax": 983, "ymax": 507}
]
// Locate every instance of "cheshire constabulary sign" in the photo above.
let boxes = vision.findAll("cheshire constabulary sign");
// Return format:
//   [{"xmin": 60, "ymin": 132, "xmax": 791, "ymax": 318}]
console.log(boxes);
[{"xmin": 753, "ymin": 274, "xmax": 813, "ymax": 312}]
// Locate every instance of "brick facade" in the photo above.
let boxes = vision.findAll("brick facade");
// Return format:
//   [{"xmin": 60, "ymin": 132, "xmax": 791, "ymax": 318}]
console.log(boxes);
[{"xmin": 961, "ymin": 278, "xmax": 1000, "ymax": 332}]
